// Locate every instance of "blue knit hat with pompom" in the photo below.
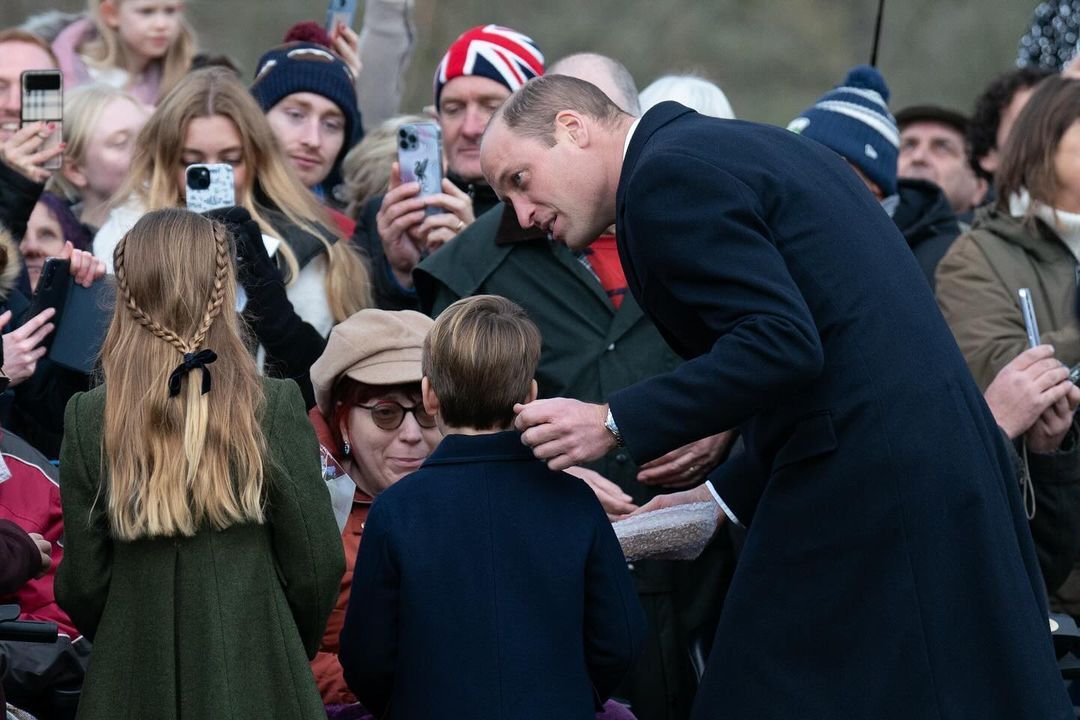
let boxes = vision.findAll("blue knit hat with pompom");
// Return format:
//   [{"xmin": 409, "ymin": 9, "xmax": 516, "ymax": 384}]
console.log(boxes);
[{"xmin": 787, "ymin": 65, "xmax": 899, "ymax": 196}]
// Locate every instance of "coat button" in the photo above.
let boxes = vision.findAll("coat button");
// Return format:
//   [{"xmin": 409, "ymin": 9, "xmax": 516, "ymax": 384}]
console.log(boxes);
[
  {"xmin": 607, "ymin": 343, "xmax": 615, "ymax": 351},
  {"xmin": 616, "ymin": 452, "xmax": 628, "ymax": 463}
]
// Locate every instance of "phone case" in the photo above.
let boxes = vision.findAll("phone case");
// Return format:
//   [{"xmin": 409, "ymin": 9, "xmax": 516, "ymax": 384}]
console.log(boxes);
[
  {"xmin": 397, "ymin": 122, "xmax": 443, "ymax": 217},
  {"xmin": 185, "ymin": 164, "xmax": 236, "ymax": 214},
  {"xmin": 325, "ymin": 0, "xmax": 358, "ymax": 32},
  {"xmin": 27, "ymin": 258, "xmax": 71, "ymax": 352},
  {"xmin": 50, "ymin": 279, "xmax": 115, "ymax": 375},
  {"xmin": 21, "ymin": 70, "xmax": 63, "ymax": 171}
]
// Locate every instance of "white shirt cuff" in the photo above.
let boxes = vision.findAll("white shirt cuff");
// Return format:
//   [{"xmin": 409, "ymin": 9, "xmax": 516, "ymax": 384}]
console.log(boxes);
[{"xmin": 705, "ymin": 480, "xmax": 744, "ymax": 529}]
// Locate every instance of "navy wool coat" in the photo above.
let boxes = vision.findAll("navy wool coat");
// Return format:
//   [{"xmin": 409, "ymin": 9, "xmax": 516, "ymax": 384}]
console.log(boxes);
[
  {"xmin": 607, "ymin": 103, "xmax": 1072, "ymax": 720},
  {"xmin": 338, "ymin": 431, "xmax": 646, "ymax": 719}
]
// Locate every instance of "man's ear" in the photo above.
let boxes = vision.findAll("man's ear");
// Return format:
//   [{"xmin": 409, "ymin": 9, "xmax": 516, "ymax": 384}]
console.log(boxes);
[
  {"xmin": 99, "ymin": 0, "xmax": 121, "ymax": 29},
  {"xmin": 61, "ymin": 161, "xmax": 89, "ymax": 191},
  {"xmin": 422, "ymin": 376, "xmax": 440, "ymax": 416},
  {"xmin": 554, "ymin": 110, "xmax": 588, "ymax": 148},
  {"xmin": 523, "ymin": 379, "xmax": 538, "ymax": 405}
]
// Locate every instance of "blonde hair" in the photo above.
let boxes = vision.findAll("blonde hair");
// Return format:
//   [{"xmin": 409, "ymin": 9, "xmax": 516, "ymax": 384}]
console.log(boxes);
[
  {"xmin": 102, "ymin": 209, "xmax": 266, "ymax": 540},
  {"xmin": 82, "ymin": 0, "xmax": 197, "ymax": 102},
  {"xmin": 119, "ymin": 67, "xmax": 371, "ymax": 322},
  {"xmin": 422, "ymin": 295, "xmax": 541, "ymax": 430},
  {"xmin": 342, "ymin": 114, "xmax": 427, "ymax": 218},
  {"xmin": 48, "ymin": 84, "xmax": 145, "ymax": 202}
]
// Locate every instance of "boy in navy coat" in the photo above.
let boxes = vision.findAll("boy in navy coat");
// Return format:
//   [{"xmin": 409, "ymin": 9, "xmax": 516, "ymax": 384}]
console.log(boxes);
[{"xmin": 339, "ymin": 295, "xmax": 646, "ymax": 719}]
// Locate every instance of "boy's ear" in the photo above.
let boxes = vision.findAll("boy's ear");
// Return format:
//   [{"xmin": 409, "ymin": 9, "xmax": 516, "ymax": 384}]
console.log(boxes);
[
  {"xmin": 421, "ymin": 376, "xmax": 440, "ymax": 416},
  {"xmin": 524, "ymin": 379, "xmax": 538, "ymax": 405},
  {"xmin": 99, "ymin": 0, "xmax": 121, "ymax": 29}
]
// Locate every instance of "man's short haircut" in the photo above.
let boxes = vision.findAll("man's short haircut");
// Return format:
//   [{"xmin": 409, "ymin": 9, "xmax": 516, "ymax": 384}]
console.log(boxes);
[
  {"xmin": 493, "ymin": 74, "xmax": 627, "ymax": 148},
  {"xmin": 423, "ymin": 295, "xmax": 541, "ymax": 430},
  {"xmin": 969, "ymin": 67, "xmax": 1053, "ymax": 179},
  {"xmin": 0, "ymin": 29, "xmax": 59, "ymax": 68}
]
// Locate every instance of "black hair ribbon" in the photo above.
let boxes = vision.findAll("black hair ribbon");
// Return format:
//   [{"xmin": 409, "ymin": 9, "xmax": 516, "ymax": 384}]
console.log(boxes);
[{"xmin": 168, "ymin": 349, "xmax": 218, "ymax": 397}]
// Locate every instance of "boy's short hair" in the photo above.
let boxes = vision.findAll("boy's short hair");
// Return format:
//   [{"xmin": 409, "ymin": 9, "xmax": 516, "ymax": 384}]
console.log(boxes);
[{"xmin": 423, "ymin": 295, "xmax": 542, "ymax": 430}]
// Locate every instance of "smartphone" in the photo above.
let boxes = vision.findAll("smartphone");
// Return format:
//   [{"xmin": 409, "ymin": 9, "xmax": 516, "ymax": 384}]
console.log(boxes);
[
  {"xmin": 1018, "ymin": 288, "xmax": 1040, "ymax": 349},
  {"xmin": 185, "ymin": 163, "xmax": 236, "ymax": 214},
  {"xmin": 397, "ymin": 122, "xmax": 443, "ymax": 217},
  {"xmin": 325, "ymin": 0, "xmax": 358, "ymax": 32},
  {"xmin": 27, "ymin": 258, "xmax": 71, "ymax": 353},
  {"xmin": 20, "ymin": 70, "xmax": 63, "ymax": 171}
]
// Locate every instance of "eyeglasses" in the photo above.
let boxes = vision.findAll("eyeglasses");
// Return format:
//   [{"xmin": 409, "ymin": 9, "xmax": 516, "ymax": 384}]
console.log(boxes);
[{"xmin": 357, "ymin": 401, "xmax": 437, "ymax": 430}]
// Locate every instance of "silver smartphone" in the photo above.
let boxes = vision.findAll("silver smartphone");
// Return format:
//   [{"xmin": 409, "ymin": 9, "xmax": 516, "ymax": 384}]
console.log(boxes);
[
  {"xmin": 1018, "ymin": 288, "xmax": 1041, "ymax": 349},
  {"xmin": 397, "ymin": 122, "xmax": 443, "ymax": 217},
  {"xmin": 184, "ymin": 163, "xmax": 236, "ymax": 213}
]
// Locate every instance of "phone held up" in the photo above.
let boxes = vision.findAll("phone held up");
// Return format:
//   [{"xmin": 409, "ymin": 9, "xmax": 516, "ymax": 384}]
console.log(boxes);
[
  {"xmin": 397, "ymin": 122, "xmax": 443, "ymax": 217},
  {"xmin": 21, "ymin": 70, "xmax": 63, "ymax": 171},
  {"xmin": 326, "ymin": 0, "xmax": 358, "ymax": 33},
  {"xmin": 185, "ymin": 163, "xmax": 236, "ymax": 214}
]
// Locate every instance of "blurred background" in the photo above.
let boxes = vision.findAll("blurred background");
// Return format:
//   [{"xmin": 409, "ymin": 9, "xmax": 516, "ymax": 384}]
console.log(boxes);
[{"xmin": 1, "ymin": 0, "xmax": 1033, "ymax": 125}]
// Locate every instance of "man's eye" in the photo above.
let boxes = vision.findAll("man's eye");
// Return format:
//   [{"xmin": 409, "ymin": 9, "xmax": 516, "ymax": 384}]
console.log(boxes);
[{"xmin": 512, "ymin": 173, "xmax": 524, "ymax": 188}]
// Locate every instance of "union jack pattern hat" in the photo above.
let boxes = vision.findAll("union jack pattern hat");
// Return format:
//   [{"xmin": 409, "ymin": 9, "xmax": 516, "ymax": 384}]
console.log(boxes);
[{"xmin": 434, "ymin": 24, "xmax": 545, "ymax": 109}]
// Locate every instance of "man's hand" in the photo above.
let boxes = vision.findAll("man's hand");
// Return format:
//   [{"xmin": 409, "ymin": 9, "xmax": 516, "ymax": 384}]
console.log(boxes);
[
  {"xmin": 514, "ymin": 398, "xmax": 614, "ymax": 471},
  {"xmin": 984, "ymin": 345, "xmax": 1073, "ymax": 439},
  {"xmin": 1026, "ymin": 384, "xmax": 1080, "ymax": 454},
  {"xmin": 330, "ymin": 22, "xmax": 363, "ymax": 82},
  {"xmin": 61, "ymin": 241, "xmax": 106, "ymax": 287},
  {"xmin": 415, "ymin": 179, "xmax": 476, "ymax": 252},
  {"xmin": 564, "ymin": 465, "xmax": 638, "ymax": 520},
  {"xmin": 629, "ymin": 482, "xmax": 719, "ymax": 517},
  {"xmin": 376, "ymin": 162, "xmax": 428, "ymax": 288},
  {"xmin": 637, "ymin": 430, "xmax": 735, "ymax": 488},
  {"xmin": 27, "ymin": 532, "xmax": 51, "ymax": 578},
  {"xmin": 0, "ymin": 122, "xmax": 63, "ymax": 184},
  {"xmin": 0, "ymin": 308, "xmax": 56, "ymax": 386}
]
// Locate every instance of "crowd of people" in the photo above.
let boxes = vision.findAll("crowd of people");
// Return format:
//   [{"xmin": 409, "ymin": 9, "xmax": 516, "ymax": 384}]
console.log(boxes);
[{"xmin": 0, "ymin": 0, "xmax": 1079, "ymax": 718}]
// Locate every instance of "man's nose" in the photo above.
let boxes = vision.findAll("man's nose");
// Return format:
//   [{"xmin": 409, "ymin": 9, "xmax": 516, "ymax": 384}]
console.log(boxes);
[
  {"xmin": 462, "ymin": 106, "xmax": 489, "ymax": 139},
  {"xmin": 300, "ymin": 118, "xmax": 321, "ymax": 148},
  {"xmin": 513, "ymin": 200, "xmax": 535, "ymax": 230}
]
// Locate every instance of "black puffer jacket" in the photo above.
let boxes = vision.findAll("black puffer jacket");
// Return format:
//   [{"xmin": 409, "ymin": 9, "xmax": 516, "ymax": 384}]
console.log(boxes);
[{"xmin": 892, "ymin": 178, "xmax": 961, "ymax": 291}]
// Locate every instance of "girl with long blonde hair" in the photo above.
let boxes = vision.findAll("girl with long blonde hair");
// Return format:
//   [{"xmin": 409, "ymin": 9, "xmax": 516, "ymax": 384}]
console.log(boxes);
[
  {"xmin": 55, "ymin": 208, "xmax": 343, "ymax": 719},
  {"xmin": 51, "ymin": 0, "xmax": 196, "ymax": 107},
  {"xmin": 95, "ymin": 67, "xmax": 372, "ymax": 404}
]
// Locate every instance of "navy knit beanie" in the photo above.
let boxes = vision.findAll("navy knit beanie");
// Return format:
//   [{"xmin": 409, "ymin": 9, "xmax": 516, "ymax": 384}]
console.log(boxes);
[
  {"xmin": 787, "ymin": 65, "xmax": 899, "ymax": 197},
  {"xmin": 250, "ymin": 42, "xmax": 362, "ymax": 160}
]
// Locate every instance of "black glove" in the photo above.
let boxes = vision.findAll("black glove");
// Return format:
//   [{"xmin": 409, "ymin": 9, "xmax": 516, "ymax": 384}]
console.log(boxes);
[{"xmin": 204, "ymin": 206, "xmax": 326, "ymax": 409}]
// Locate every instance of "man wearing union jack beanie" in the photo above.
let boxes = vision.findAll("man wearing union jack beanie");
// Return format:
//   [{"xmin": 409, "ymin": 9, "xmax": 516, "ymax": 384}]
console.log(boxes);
[{"xmin": 353, "ymin": 24, "xmax": 544, "ymax": 311}]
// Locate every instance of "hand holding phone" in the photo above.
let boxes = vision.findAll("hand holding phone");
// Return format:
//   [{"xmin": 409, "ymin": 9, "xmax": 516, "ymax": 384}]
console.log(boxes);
[{"xmin": 20, "ymin": 70, "xmax": 63, "ymax": 172}]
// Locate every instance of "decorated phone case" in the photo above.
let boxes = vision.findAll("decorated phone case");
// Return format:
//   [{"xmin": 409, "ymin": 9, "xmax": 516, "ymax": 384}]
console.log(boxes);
[
  {"xmin": 397, "ymin": 122, "xmax": 443, "ymax": 217},
  {"xmin": 184, "ymin": 163, "xmax": 236, "ymax": 214}
]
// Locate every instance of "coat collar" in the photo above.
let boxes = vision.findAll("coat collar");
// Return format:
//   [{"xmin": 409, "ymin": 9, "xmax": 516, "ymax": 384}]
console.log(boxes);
[
  {"xmin": 616, "ymin": 102, "xmax": 696, "ymax": 213},
  {"xmin": 422, "ymin": 430, "xmax": 538, "ymax": 466}
]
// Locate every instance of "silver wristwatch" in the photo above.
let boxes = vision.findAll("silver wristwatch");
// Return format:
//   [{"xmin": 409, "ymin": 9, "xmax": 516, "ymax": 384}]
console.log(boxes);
[{"xmin": 604, "ymin": 408, "xmax": 625, "ymax": 448}]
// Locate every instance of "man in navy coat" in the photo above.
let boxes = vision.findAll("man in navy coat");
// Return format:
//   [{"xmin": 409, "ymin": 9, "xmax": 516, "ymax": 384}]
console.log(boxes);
[{"xmin": 480, "ymin": 75, "xmax": 1073, "ymax": 719}]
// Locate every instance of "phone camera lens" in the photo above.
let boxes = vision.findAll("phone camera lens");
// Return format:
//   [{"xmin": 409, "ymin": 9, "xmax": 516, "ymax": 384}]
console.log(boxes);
[
  {"xmin": 399, "ymin": 129, "xmax": 408, "ymax": 138},
  {"xmin": 399, "ymin": 140, "xmax": 409, "ymax": 150},
  {"xmin": 187, "ymin": 166, "xmax": 211, "ymax": 190},
  {"xmin": 408, "ymin": 134, "xmax": 417, "ymax": 144}
]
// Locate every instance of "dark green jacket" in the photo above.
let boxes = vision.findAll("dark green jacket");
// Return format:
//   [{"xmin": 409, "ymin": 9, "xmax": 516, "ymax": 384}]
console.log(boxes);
[
  {"xmin": 415, "ymin": 204, "xmax": 733, "ymax": 720},
  {"xmin": 55, "ymin": 378, "xmax": 344, "ymax": 719}
]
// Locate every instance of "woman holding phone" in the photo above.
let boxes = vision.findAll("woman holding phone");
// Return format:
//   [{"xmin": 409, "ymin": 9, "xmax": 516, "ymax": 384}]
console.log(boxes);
[
  {"xmin": 94, "ymin": 67, "xmax": 372, "ymax": 405},
  {"xmin": 56, "ymin": 208, "xmax": 343, "ymax": 719}
]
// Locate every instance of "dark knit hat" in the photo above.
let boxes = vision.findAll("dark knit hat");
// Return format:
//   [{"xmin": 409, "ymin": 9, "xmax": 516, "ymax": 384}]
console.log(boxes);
[
  {"xmin": 895, "ymin": 105, "xmax": 969, "ymax": 136},
  {"xmin": 787, "ymin": 65, "xmax": 899, "ymax": 197},
  {"xmin": 433, "ymin": 24, "xmax": 544, "ymax": 109},
  {"xmin": 250, "ymin": 42, "xmax": 362, "ymax": 157}
]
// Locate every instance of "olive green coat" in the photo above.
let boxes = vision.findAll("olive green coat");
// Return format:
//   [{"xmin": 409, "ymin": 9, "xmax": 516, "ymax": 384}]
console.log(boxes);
[{"xmin": 55, "ymin": 378, "xmax": 345, "ymax": 720}]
